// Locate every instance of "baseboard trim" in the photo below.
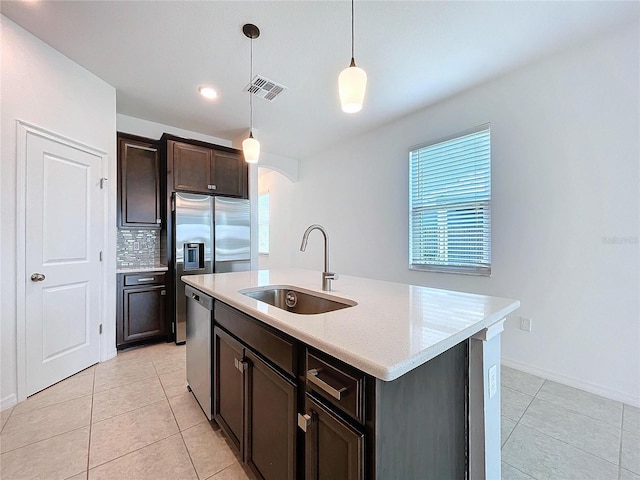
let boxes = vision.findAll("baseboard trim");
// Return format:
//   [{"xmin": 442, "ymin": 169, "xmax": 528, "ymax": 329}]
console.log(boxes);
[
  {"xmin": 103, "ymin": 349, "xmax": 117, "ymax": 362},
  {"xmin": 501, "ymin": 357, "xmax": 639, "ymax": 408},
  {"xmin": 1, "ymin": 394, "xmax": 18, "ymax": 412}
]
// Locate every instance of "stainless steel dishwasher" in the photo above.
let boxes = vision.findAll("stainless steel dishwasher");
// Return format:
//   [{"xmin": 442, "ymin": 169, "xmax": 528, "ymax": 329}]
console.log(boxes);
[{"xmin": 185, "ymin": 284, "xmax": 213, "ymax": 420}]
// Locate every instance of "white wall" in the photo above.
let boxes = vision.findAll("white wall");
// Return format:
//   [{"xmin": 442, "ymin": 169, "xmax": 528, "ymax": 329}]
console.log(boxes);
[
  {"xmin": 116, "ymin": 114, "xmax": 232, "ymax": 147},
  {"xmin": 257, "ymin": 169, "xmax": 296, "ymax": 270},
  {"xmin": 268, "ymin": 23, "xmax": 640, "ymax": 405},
  {"xmin": 1, "ymin": 16, "xmax": 117, "ymax": 410}
]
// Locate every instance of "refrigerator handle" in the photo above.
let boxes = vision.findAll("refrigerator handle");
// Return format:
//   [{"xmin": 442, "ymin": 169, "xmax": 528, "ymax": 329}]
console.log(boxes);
[{"xmin": 211, "ymin": 216, "xmax": 216, "ymax": 273}]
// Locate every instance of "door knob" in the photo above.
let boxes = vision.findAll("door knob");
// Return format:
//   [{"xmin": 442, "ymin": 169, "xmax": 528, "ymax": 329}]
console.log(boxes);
[{"xmin": 30, "ymin": 273, "xmax": 46, "ymax": 282}]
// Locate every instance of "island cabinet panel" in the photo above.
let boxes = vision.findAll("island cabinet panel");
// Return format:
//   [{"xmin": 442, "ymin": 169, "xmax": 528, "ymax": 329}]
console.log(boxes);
[
  {"xmin": 117, "ymin": 134, "xmax": 161, "ymax": 228},
  {"xmin": 213, "ymin": 312, "xmax": 297, "ymax": 480},
  {"xmin": 373, "ymin": 339, "xmax": 468, "ymax": 479},
  {"xmin": 303, "ymin": 394, "xmax": 364, "ymax": 480},
  {"xmin": 213, "ymin": 327, "xmax": 245, "ymax": 453},
  {"xmin": 245, "ymin": 350, "xmax": 297, "ymax": 480},
  {"xmin": 207, "ymin": 297, "xmax": 471, "ymax": 480}
]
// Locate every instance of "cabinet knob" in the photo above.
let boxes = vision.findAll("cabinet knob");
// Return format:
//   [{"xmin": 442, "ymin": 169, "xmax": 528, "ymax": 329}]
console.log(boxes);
[
  {"xmin": 297, "ymin": 413, "xmax": 312, "ymax": 432},
  {"xmin": 234, "ymin": 358, "xmax": 247, "ymax": 372}
]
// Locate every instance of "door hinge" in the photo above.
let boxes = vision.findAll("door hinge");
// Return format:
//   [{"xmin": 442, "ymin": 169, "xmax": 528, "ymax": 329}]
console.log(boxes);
[
  {"xmin": 171, "ymin": 196, "xmax": 175, "ymax": 212},
  {"xmin": 100, "ymin": 177, "xmax": 108, "ymax": 189},
  {"xmin": 172, "ymin": 322, "xmax": 175, "ymax": 334},
  {"xmin": 99, "ymin": 251, "xmax": 103, "ymax": 261},
  {"xmin": 99, "ymin": 324, "xmax": 103, "ymax": 334}
]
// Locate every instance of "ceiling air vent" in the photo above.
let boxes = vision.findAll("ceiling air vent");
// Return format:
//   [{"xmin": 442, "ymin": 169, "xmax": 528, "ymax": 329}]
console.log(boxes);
[{"xmin": 245, "ymin": 75, "xmax": 286, "ymax": 102}]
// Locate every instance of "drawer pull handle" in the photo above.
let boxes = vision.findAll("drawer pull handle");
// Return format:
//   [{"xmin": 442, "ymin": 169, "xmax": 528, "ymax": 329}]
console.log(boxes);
[
  {"xmin": 307, "ymin": 369, "xmax": 347, "ymax": 400},
  {"xmin": 137, "ymin": 277, "xmax": 154, "ymax": 282}
]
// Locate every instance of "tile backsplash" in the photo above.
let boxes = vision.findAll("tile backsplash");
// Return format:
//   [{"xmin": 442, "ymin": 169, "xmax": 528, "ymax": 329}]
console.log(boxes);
[{"xmin": 117, "ymin": 229, "xmax": 161, "ymax": 268}]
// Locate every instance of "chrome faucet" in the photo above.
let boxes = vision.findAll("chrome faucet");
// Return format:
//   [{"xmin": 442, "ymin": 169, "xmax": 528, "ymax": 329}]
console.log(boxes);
[{"xmin": 300, "ymin": 224, "xmax": 337, "ymax": 291}]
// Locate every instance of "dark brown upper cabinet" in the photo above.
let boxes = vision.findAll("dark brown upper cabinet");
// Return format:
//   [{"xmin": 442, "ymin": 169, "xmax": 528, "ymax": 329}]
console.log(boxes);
[
  {"xmin": 167, "ymin": 137, "xmax": 248, "ymax": 198},
  {"xmin": 117, "ymin": 134, "xmax": 162, "ymax": 229}
]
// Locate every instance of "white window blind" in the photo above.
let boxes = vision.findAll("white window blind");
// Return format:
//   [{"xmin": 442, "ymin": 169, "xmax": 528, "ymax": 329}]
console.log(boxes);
[
  {"xmin": 409, "ymin": 124, "xmax": 491, "ymax": 275},
  {"xmin": 258, "ymin": 192, "xmax": 270, "ymax": 255}
]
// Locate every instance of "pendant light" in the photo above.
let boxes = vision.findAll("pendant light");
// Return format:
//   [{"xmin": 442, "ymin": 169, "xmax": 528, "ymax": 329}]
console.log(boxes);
[
  {"xmin": 338, "ymin": 0, "xmax": 367, "ymax": 113},
  {"xmin": 242, "ymin": 23, "xmax": 260, "ymax": 164}
]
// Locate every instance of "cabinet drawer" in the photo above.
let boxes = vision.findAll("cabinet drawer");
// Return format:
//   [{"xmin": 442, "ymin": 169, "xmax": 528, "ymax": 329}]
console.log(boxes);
[
  {"xmin": 306, "ymin": 349, "xmax": 365, "ymax": 424},
  {"xmin": 214, "ymin": 302, "xmax": 296, "ymax": 377},
  {"xmin": 124, "ymin": 272, "xmax": 166, "ymax": 286}
]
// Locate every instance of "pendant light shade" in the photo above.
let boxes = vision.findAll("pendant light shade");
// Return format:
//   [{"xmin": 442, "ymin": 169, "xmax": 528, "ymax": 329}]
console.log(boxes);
[
  {"xmin": 339, "ymin": 59, "xmax": 367, "ymax": 113},
  {"xmin": 242, "ymin": 133, "xmax": 260, "ymax": 164},
  {"xmin": 339, "ymin": 0, "xmax": 366, "ymax": 113},
  {"xmin": 242, "ymin": 23, "xmax": 260, "ymax": 164}
]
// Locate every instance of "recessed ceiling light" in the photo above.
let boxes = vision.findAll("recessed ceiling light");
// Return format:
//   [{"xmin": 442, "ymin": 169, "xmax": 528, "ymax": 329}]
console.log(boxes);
[{"xmin": 198, "ymin": 86, "xmax": 218, "ymax": 100}]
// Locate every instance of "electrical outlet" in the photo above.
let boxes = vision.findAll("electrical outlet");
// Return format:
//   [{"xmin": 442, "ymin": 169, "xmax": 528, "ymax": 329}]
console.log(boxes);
[
  {"xmin": 133, "ymin": 241, "xmax": 140, "ymax": 251},
  {"xmin": 488, "ymin": 364, "xmax": 497, "ymax": 399},
  {"xmin": 519, "ymin": 316, "xmax": 532, "ymax": 332}
]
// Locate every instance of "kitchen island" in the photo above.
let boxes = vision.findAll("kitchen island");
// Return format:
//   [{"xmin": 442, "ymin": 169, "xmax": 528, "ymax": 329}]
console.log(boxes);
[{"xmin": 183, "ymin": 269, "xmax": 520, "ymax": 480}]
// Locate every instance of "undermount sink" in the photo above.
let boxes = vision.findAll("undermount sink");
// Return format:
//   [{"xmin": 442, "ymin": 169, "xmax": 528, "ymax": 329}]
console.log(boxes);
[{"xmin": 239, "ymin": 285, "xmax": 357, "ymax": 315}]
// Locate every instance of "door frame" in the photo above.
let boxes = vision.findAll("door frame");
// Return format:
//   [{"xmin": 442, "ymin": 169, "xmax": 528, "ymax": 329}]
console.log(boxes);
[{"xmin": 15, "ymin": 121, "xmax": 110, "ymax": 402}]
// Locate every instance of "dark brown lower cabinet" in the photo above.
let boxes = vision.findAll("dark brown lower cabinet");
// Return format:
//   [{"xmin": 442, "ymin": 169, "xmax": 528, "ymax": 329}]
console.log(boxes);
[
  {"xmin": 303, "ymin": 394, "xmax": 364, "ymax": 480},
  {"xmin": 213, "ymin": 327, "xmax": 245, "ymax": 452},
  {"xmin": 209, "ymin": 298, "xmax": 468, "ymax": 480},
  {"xmin": 213, "ymin": 326, "xmax": 297, "ymax": 480},
  {"xmin": 245, "ymin": 350, "xmax": 296, "ymax": 480},
  {"xmin": 117, "ymin": 273, "xmax": 167, "ymax": 349}
]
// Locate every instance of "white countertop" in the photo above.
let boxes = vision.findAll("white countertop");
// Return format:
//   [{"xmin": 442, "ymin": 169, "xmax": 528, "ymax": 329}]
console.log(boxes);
[
  {"xmin": 116, "ymin": 266, "xmax": 168, "ymax": 274},
  {"xmin": 182, "ymin": 269, "xmax": 519, "ymax": 381}
]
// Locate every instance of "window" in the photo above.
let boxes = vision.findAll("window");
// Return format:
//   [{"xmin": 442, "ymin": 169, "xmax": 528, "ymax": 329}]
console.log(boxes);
[
  {"xmin": 258, "ymin": 192, "xmax": 270, "ymax": 255},
  {"xmin": 409, "ymin": 124, "xmax": 491, "ymax": 275}
]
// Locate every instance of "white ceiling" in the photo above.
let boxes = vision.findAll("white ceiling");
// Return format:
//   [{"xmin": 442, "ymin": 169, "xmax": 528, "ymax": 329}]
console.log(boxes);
[{"xmin": 2, "ymin": 1, "xmax": 638, "ymax": 159}]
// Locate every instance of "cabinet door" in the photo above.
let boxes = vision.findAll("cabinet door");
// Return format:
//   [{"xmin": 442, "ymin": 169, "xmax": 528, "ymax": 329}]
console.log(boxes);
[
  {"xmin": 245, "ymin": 350, "xmax": 296, "ymax": 480},
  {"xmin": 213, "ymin": 327, "xmax": 245, "ymax": 454},
  {"xmin": 171, "ymin": 141, "xmax": 213, "ymax": 193},
  {"xmin": 121, "ymin": 285, "xmax": 166, "ymax": 345},
  {"xmin": 304, "ymin": 395, "xmax": 364, "ymax": 480},
  {"xmin": 118, "ymin": 136, "xmax": 161, "ymax": 228},
  {"xmin": 211, "ymin": 150, "xmax": 248, "ymax": 198}
]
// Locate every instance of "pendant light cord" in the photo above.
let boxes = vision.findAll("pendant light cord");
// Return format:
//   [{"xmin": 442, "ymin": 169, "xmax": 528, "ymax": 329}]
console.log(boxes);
[
  {"xmin": 249, "ymin": 36, "xmax": 254, "ymax": 135},
  {"xmin": 351, "ymin": 0, "xmax": 355, "ymax": 61}
]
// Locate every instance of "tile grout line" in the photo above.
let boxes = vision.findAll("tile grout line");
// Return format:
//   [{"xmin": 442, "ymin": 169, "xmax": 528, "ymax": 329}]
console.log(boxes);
[
  {"xmin": 513, "ymin": 419, "xmax": 623, "ymax": 470},
  {"xmin": 501, "ymin": 379, "xmax": 543, "ymax": 448},
  {"xmin": 89, "ymin": 432, "xmax": 186, "ymax": 471},
  {"xmin": 0, "ymin": 394, "xmax": 95, "ymax": 456},
  {"xmin": 531, "ymin": 379, "xmax": 623, "ymax": 468},
  {"xmin": 8, "ymin": 373, "xmax": 96, "ymax": 419},
  {"xmin": 617, "ymin": 407, "xmax": 624, "ymax": 480},
  {"xmin": 86, "ymin": 369, "xmax": 96, "ymax": 480},
  {"xmin": 501, "ymin": 459, "xmax": 535, "ymax": 479},
  {"xmin": 0, "ymin": 406, "xmax": 15, "ymax": 434},
  {"xmin": 87, "ymin": 364, "xmax": 182, "ymax": 472}
]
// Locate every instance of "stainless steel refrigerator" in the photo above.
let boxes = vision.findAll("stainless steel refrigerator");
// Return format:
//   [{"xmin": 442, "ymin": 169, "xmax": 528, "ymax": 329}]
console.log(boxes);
[{"xmin": 173, "ymin": 192, "xmax": 250, "ymax": 343}]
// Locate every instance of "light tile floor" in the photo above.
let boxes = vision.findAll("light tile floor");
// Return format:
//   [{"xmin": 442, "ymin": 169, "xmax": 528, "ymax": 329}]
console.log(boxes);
[
  {"xmin": 1, "ymin": 343, "xmax": 638, "ymax": 479},
  {"xmin": 501, "ymin": 366, "xmax": 640, "ymax": 480},
  {"xmin": 0, "ymin": 342, "xmax": 251, "ymax": 480}
]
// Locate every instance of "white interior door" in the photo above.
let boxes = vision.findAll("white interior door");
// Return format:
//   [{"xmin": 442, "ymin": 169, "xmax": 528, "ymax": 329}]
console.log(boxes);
[{"xmin": 25, "ymin": 132, "xmax": 103, "ymax": 396}]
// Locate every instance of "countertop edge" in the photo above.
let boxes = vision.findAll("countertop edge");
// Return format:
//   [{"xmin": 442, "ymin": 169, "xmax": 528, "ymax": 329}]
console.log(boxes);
[
  {"xmin": 116, "ymin": 266, "xmax": 168, "ymax": 273},
  {"xmin": 182, "ymin": 274, "xmax": 520, "ymax": 382}
]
